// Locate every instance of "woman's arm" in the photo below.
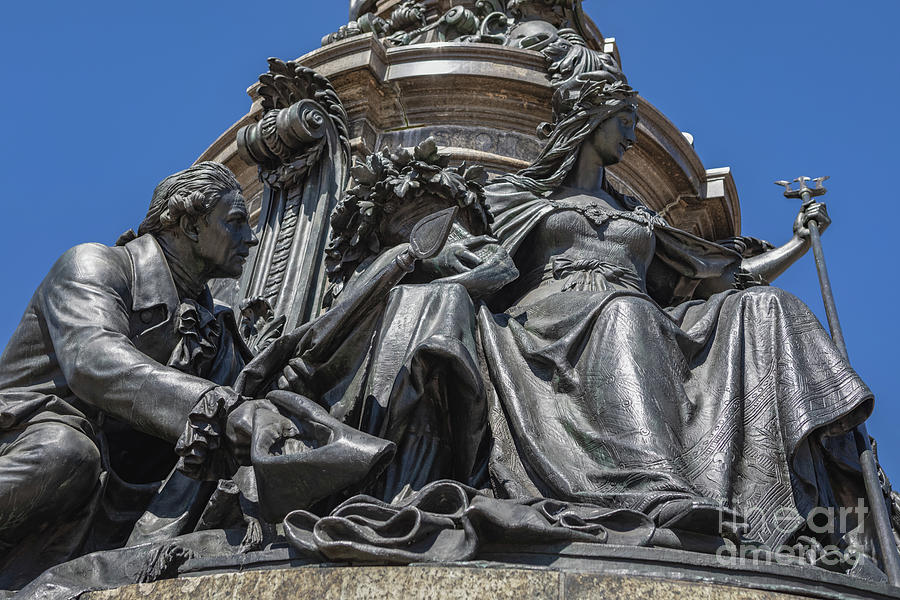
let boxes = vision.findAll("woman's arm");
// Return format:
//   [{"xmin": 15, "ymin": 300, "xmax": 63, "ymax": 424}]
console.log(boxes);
[
  {"xmin": 740, "ymin": 202, "xmax": 830, "ymax": 284},
  {"xmin": 689, "ymin": 202, "xmax": 831, "ymax": 300}
]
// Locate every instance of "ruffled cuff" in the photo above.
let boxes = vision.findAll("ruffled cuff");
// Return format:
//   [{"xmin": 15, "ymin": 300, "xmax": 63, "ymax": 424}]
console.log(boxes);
[{"xmin": 175, "ymin": 386, "xmax": 241, "ymax": 480}]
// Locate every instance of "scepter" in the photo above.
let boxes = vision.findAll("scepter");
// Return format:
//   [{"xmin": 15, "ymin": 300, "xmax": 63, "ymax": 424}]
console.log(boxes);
[{"xmin": 776, "ymin": 176, "xmax": 900, "ymax": 582}]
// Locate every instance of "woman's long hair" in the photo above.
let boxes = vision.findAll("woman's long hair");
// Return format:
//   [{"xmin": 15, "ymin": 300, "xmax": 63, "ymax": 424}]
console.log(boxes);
[
  {"xmin": 498, "ymin": 105, "xmax": 626, "ymax": 196},
  {"xmin": 499, "ymin": 76, "xmax": 638, "ymax": 197}
]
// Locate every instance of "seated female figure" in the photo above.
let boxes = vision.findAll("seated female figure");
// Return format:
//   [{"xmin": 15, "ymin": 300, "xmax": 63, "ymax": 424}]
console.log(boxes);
[{"xmin": 478, "ymin": 69, "xmax": 873, "ymax": 552}]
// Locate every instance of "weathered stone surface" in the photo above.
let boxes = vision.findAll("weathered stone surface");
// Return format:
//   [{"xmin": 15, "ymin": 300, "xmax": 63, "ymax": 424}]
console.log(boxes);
[
  {"xmin": 379, "ymin": 124, "xmax": 542, "ymax": 171},
  {"xmin": 85, "ymin": 566, "xmax": 560, "ymax": 600},
  {"xmin": 564, "ymin": 573, "xmax": 803, "ymax": 600},
  {"xmin": 83, "ymin": 567, "xmax": 830, "ymax": 600}
]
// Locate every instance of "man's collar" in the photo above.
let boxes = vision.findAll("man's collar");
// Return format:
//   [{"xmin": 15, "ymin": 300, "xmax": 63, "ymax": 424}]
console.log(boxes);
[{"xmin": 124, "ymin": 234, "xmax": 181, "ymax": 315}]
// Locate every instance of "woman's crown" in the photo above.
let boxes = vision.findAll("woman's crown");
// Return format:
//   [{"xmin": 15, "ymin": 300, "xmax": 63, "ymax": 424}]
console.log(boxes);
[{"xmin": 542, "ymin": 31, "xmax": 638, "ymax": 126}]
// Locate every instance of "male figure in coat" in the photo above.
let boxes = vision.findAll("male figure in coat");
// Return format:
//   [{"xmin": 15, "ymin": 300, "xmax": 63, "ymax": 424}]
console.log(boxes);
[{"xmin": 0, "ymin": 162, "xmax": 271, "ymax": 586}]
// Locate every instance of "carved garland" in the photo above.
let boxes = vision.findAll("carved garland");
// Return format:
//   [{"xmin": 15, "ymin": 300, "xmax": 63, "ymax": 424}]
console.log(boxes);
[{"xmin": 325, "ymin": 137, "xmax": 491, "ymax": 304}]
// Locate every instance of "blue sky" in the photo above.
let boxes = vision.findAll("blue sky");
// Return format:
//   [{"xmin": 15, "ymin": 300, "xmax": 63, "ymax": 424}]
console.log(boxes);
[{"xmin": 1, "ymin": 2, "xmax": 898, "ymax": 471}]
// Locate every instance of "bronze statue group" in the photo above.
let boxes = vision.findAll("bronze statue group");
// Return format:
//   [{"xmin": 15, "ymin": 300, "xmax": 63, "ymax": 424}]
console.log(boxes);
[{"xmin": 0, "ymin": 41, "xmax": 891, "ymax": 598}]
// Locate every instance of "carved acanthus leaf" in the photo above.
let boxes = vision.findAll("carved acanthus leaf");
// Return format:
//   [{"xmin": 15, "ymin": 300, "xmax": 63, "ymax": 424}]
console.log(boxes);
[
  {"xmin": 260, "ymin": 142, "xmax": 325, "ymax": 191},
  {"xmin": 324, "ymin": 1, "xmax": 427, "ymax": 46},
  {"xmin": 388, "ymin": 0, "xmax": 428, "ymax": 31},
  {"xmin": 257, "ymin": 59, "xmax": 350, "ymax": 152},
  {"xmin": 237, "ymin": 59, "xmax": 350, "ymax": 177}
]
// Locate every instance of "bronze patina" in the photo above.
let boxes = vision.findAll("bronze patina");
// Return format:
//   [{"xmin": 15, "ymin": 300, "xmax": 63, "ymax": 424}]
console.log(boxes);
[{"xmin": 1, "ymin": 2, "xmax": 898, "ymax": 599}]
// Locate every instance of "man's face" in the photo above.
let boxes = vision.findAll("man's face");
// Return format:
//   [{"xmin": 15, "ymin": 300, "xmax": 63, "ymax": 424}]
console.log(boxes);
[{"xmin": 194, "ymin": 189, "xmax": 258, "ymax": 279}]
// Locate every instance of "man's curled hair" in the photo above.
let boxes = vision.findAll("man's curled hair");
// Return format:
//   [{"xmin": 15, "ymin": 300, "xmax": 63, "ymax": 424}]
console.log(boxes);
[{"xmin": 117, "ymin": 162, "xmax": 241, "ymax": 245}]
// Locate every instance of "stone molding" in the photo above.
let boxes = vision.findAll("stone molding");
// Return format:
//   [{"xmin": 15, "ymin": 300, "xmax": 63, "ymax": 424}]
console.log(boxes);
[
  {"xmin": 198, "ymin": 35, "xmax": 741, "ymax": 241},
  {"xmin": 83, "ymin": 563, "xmax": 900, "ymax": 600}
]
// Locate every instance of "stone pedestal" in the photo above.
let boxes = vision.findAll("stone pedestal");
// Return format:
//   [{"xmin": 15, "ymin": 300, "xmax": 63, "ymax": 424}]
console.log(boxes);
[
  {"xmin": 83, "ymin": 565, "xmax": 895, "ymax": 600},
  {"xmin": 197, "ymin": 0, "xmax": 744, "ymax": 318},
  {"xmin": 78, "ymin": 542, "xmax": 900, "ymax": 600}
]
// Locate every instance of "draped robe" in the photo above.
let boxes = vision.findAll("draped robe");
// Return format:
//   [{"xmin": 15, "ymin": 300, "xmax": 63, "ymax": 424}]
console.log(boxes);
[{"xmin": 478, "ymin": 182, "xmax": 874, "ymax": 548}]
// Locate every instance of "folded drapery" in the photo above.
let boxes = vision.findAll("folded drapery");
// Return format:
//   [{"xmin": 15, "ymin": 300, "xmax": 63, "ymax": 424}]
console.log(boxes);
[{"xmin": 283, "ymin": 479, "xmax": 656, "ymax": 564}]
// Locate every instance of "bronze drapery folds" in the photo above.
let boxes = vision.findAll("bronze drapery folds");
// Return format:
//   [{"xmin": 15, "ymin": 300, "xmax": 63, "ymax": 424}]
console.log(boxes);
[{"xmin": 3, "ymin": 7, "xmax": 900, "ymax": 599}]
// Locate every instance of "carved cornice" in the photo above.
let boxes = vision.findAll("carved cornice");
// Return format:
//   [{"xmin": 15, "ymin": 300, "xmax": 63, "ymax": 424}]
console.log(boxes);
[{"xmin": 326, "ymin": 0, "xmax": 603, "ymax": 53}]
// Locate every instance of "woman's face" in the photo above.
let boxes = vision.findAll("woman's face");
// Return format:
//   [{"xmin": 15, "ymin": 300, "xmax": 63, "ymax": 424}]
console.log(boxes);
[{"xmin": 589, "ymin": 108, "xmax": 637, "ymax": 166}]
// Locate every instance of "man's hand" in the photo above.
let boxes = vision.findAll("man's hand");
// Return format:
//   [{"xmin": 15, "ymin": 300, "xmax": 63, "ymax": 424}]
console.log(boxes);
[
  {"xmin": 225, "ymin": 399, "xmax": 295, "ymax": 465},
  {"xmin": 250, "ymin": 408, "xmax": 301, "ymax": 458},
  {"xmin": 419, "ymin": 236, "xmax": 519, "ymax": 299},
  {"xmin": 794, "ymin": 202, "xmax": 831, "ymax": 240}
]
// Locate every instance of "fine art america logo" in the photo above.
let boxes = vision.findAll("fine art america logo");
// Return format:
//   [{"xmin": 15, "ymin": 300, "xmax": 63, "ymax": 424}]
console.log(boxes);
[{"xmin": 716, "ymin": 500, "xmax": 870, "ymax": 567}]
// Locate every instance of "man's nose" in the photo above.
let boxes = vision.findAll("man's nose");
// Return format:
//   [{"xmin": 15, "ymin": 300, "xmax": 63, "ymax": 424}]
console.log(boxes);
[{"xmin": 246, "ymin": 226, "xmax": 260, "ymax": 247}]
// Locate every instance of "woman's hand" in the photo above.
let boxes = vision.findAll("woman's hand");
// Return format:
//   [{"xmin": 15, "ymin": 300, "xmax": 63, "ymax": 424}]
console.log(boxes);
[
  {"xmin": 421, "ymin": 237, "xmax": 519, "ymax": 300},
  {"xmin": 421, "ymin": 235, "xmax": 497, "ymax": 278},
  {"xmin": 732, "ymin": 201, "xmax": 833, "ymax": 288},
  {"xmin": 793, "ymin": 202, "xmax": 831, "ymax": 240}
]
